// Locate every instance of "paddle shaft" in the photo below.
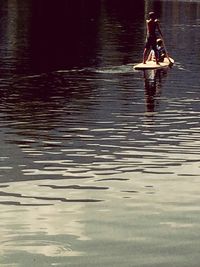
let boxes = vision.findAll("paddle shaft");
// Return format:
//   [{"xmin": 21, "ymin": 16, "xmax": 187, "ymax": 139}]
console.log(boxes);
[{"xmin": 161, "ymin": 37, "xmax": 172, "ymax": 64}]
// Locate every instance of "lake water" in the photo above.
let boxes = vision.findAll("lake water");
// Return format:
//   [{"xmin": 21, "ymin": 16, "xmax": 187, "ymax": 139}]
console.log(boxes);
[{"xmin": 0, "ymin": 0, "xmax": 200, "ymax": 266}]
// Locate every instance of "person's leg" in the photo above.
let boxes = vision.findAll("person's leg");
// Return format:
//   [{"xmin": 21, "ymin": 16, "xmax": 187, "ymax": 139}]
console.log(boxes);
[
  {"xmin": 152, "ymin": 38, "xmax": 159, "ymax": 64},
  {"xmin": 143, "ymin": 36, "xmax": 151, "ymax": 64},
  {"xmin": 147, "ymin": 50, "xmax": 155, "ymax": 61},
  {"xmin": 143, "ymin": 48, "xmax": 148, "ymax": 64}
]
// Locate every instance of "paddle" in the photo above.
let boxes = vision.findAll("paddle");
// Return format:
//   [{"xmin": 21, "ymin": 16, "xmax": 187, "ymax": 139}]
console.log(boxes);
[{"xmin": 161, "ymin": 37, "xmax": 173, "ymax": 67}]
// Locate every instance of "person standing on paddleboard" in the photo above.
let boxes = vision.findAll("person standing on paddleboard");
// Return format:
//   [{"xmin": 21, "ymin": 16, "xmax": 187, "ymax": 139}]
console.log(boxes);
[{"xmin": 143, "ymin": 12, "xmax": 163, "ymax": 64}]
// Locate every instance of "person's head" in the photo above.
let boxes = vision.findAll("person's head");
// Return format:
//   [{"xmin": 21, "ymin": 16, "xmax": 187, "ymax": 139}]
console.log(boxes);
[
  {"xmin": 157, "ymin": 38, "xmax": 163, "ymax": 46},
  {"xmin": 149, "ymin": 12, "xmax": 156, "ymax": 19}
]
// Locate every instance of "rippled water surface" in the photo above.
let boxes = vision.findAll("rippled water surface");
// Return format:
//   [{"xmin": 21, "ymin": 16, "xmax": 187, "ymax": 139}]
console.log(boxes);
[{"xmin": 0, "ymin": 1, "xmax": 200, "ymax": 266}]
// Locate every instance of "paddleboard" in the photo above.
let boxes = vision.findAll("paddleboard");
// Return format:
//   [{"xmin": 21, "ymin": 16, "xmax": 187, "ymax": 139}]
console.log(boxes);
[{"xmin": 134, "ymin": 57, "xmax": 174, "ymax": 70}]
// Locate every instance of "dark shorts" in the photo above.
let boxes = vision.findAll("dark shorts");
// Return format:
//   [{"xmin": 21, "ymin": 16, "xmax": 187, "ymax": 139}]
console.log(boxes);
[{"xmin": 145, "ymin": 35, "xmax": 157, "ymax": 50}]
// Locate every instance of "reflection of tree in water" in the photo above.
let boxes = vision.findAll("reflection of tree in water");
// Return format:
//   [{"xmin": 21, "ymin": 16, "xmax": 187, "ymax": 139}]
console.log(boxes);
[{"xmin": 143, "ymin": 69, "xmax": 168, "ymax": 114}]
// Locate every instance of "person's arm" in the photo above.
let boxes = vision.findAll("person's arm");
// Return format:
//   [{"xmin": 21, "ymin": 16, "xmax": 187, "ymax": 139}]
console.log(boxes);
[{"xmin": 145, "ymin": 20, "xmax": 149, "ymax": 36}]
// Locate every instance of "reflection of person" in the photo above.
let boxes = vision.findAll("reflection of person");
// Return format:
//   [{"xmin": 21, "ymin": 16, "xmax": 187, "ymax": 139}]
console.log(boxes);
[
  {"xmin": 143, "ymin": 12, "xmax": 163, "ymax": 65},
  {"xmin": 143, "ymin": 69, "xmax": 163, "ymax": 113}
]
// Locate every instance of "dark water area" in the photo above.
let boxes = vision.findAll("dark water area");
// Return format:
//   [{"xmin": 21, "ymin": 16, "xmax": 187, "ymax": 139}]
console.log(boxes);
[{"xmin": 0, "ymin": 1, "xmax": 200, "ymax": 266}]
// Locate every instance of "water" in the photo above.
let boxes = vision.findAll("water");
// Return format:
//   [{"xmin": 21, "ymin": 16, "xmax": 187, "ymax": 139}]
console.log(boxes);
[{"xmin": 0, "ymin": 0, "xmax": 200, "ymax": 266}]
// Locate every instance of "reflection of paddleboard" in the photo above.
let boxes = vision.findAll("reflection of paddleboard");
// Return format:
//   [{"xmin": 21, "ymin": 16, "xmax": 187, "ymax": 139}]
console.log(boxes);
[{"xmin": 134, "ymin": 57, "xmax": 174, "ymax": 70}]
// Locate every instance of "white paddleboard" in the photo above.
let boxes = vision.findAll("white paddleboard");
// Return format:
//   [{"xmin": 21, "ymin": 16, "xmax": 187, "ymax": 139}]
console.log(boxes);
[{"xmin": 134, "ymin": 57, "xmax": 174, "ymax": 70}]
